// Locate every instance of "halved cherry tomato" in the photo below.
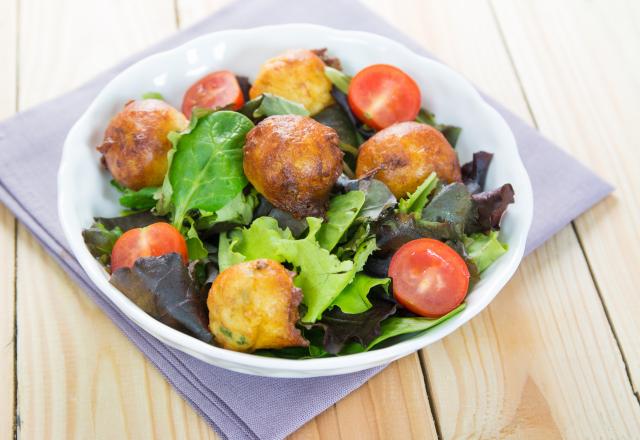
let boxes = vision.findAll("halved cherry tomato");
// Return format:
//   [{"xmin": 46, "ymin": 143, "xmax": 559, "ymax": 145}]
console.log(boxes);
[
  {"xmin": 347, "ymin": 64, "xmax": 421, "ymax": 130},
  {"xmin": 388, "ymin": 238, "xmax": 469, "ymax": 318},
  {"xmin": 181, "ymin": 70, "xmax": 244, "ymax": 119},
  {"xmin": 111, "ymin": 222, "xmax": 188, "ymax": 272}
]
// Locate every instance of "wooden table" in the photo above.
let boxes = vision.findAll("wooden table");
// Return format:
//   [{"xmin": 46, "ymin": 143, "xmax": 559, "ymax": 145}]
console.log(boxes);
[{"xmin": 2, "ymin": 0, "xmax": 639, "ymax": 438}]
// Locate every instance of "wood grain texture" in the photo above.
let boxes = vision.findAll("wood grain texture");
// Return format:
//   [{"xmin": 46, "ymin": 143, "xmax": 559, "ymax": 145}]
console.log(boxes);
[
  {"xmin": 0, "ymin": 215, "xmax": 16, "ymax": 439},
  {"xmin": 365, "ymin": 0, "xmax": 640, "ymax": 438},
  {"xmin": 175, "ymin": 0, "xmax": 236, "ymax": 27},
  {"xmin": 492, "ymin": 0, "xmax": 640, "ymax": 396},
  {"xmin": 292, "ymin": 355, "xmax": 437, "ymax": 440},
  {"xmin": 5, "ymin": 0, "xmax": 640, "ymax": 439},
  {"xmin": 14, "ymin": 1, "xmax": 214, "ymax": 439},
  {"xmin": 0, "ymin": 0, "xmax": 17, "ymax": 438}
]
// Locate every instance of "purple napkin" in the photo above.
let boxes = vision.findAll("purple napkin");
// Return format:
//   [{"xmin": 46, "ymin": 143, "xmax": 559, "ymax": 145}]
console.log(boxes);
[{"xmin": 0, "ymin": 0, "xmax": 612, "ymax": 439}]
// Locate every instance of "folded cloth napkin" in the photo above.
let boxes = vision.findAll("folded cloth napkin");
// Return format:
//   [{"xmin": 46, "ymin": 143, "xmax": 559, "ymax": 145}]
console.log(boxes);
[{"xmin": 0, "ymin": 0, "xmax": 612, "ymax": 438}]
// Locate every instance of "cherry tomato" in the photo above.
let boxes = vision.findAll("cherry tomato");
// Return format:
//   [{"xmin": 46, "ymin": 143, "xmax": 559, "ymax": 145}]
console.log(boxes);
[
  {"xmin": 111, "ymin": 222, "xmax": 188, "ymax": 272},
  {"xmin": 388, "ymin": 238, "xmax": 469, "ymax": 318},
  {"xmin": 181, "ymin": 70, "xmax": 244, "ymax": 119},
  {"xmin": 347, "ymin": 64, "xmax": 421, "ymax": 130}
]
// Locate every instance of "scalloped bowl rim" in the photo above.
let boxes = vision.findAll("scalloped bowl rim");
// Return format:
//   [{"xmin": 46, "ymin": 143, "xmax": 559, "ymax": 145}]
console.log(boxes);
[{"xmin": 58, "ymin": 24, "xmax": 533, "ymax": 377}]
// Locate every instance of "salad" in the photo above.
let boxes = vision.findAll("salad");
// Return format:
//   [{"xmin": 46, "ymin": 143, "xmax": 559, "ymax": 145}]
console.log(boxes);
[{"xmin": 83, "ymin": 48, "xmax": 515, "ymax": 358}]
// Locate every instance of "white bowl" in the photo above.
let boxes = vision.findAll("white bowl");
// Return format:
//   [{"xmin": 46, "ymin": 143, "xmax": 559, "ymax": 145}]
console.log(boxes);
[{"xmin": 58, "ymin": 24, "xmax": 533, "ymax": 378}]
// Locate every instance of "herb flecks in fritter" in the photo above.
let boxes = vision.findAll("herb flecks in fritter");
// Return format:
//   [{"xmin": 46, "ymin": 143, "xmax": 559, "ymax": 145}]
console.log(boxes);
[{"xmin": 208, "ymin": 259, "xmax": 308, "ymax": 352}]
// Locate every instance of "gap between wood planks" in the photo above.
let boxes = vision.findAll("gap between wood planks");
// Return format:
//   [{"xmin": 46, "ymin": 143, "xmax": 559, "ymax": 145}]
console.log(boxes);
[
  {"xmin": 486, "ymin": 0, "xmax": 640, "ymax": 408},
  {"xmin": 12, "ymin": 223, "xmax": 18, "ymax": 440},
  {"xmin": 418, "ymin": 353, "xmax": 443, "ymax": 440},
  {"xmin": 12, "ymin": 0, "xmax": 20, "ymax": 437},
  {"xmin": 173, "ymin": 0, "xmax": 182, "ymax": 30}
]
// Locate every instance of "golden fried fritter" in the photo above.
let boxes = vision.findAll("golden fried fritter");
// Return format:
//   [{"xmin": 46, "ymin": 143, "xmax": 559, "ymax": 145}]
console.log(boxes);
[
  {"xmin": 207, "ymin": 259, "xmax": 308, "ymax": 352},
  {"xmin": 243, "ymin": 115, "xmax": 343, "ymax": 218},
  {"xmin": 249, "ymin": 49, "xmax": 333, "ymax": 115},
  {"xmin": 356, "ymin": 122, "xmax": 461, "ymax": 198},
  {"xmin": 97, "ymin": 99, "xmax": 188, "ymax": 190}
]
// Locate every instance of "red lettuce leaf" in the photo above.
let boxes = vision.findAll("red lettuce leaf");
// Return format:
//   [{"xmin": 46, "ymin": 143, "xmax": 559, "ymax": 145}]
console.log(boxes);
[
  {"xmin": 81, "ymin": 223, "xmax": 122, "ymax": 267},
  {"xmin": 422, "ymin": 183, "xmax": 474, "ymax": 228},
  {"xmin": 236, "ymin": 75, "xmax": 251, "ymax": 102},
  {"xmin": 312, "ymin": 48, "xmax": 343, "ymax": 70},
  {"xmin": 310, "ymin": 298, "xmax": 397, "ymax": 354},
  {"xmin": 95, "ymin": 211, "xmax": 167, "ymax": 231},
  {"xmin": 468, "ymin": 184, "xmax": 515, "ymax": 233},
  {"xmin": 461, "ymin": 151, "xmax": 494, "ymax": 194},
  {"xmin": 110, "ymin": 253, "xmax": 212, "ymax": 343}
]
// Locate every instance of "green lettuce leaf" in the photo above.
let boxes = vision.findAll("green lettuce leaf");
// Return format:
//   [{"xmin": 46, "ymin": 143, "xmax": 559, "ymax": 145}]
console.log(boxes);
[
  {"xmin": 416, "ymin": 108, "xmax": 462, "ymax": 147},
  {"xmin": 335, "ymin": 222, "xmax": 373, "ymax": 260},
  {"xmin": 241, "ymin": 93, "xmax": 309, "ymax": 119},
  {"xmin": 343, "ymin": 303, "xmax": 466, "ymax": 354},
  {"xmin": 253, "ymin": 196, "xmax": 309, "ymax": 237},
  {"xmin": 367, "ymin": 304, "xmax": 466, "ymax": 349},
  {"xmin": 230, "ymin": 216, "xmax": 294, "ymax": 261},
  {"xmin": 154, "ymin": 108, "xmax": 208, "ymax": 216},
  {"xmin": 324, "ymin": 66, "xmax": 351, "ymax": 94},
  {"xmin": 195, "ymin": 189, "xmax": 258, "ymax": 232},
  {"xmin": 463, "ymin": 231, "xmax": 508, "ymax": 272},
  {"xmin": 219, "ymin": 216, "xmax": 377, "ymax": 322},
  {"xmin": 336, "ymin": 175, "xmax": 396, "ymax": 222},
  {"xmin": 317, "ymin": 191, "xmax": 365, "ymax": 251},
  {"xmin": 331, "ymin": 274, "xmax": 390, "ymax": 314},
  {"xmin": 313, "ymin": 104, "xmax": 359, "ymax": 147},
  {"xmin": 421, "ymin": 183, "xmax": 474, "ymax": 226},
  {"xmin": 398, "ymin": 172, "xmax": 438, "ymax": 214},
  {"xmin": 161, "ymin": 111, "xmax": 254, "ymax": 229},
  {"xmin": 185, "ymin": 221, "xmax": 208, "ymax": 261},
  {"xmin": 217, "ymin": 231, "xmax": 246, "ymax": 272},
  {"xmin": 440, "ymin": 126, "xmax": 462, "ymax": 149},
  {"xmin": 110, "ymin": 181, "xmax": 158, "ymax": 211},
  {"xmin": 81, "ymin": 222, "xmax": 123, "ymax": 266},
  {"xmin": 141, "ymin": 91, "xmax": 165, "ymax": 100}
]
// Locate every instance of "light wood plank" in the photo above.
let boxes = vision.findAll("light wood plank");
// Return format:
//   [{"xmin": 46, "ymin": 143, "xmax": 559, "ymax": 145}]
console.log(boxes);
[
  {"xmin": 0, "ymin": 0, "xmax": 18, "ymax": 438},
  {"xmin": 175, "ymin": 0, "xmax": 235, "ymax": 28},
  {"xmin": 292, "ymin": 355, "xmax": 437, "ymax": 440},
  {"xmin": 0, "ymin": 214, "xmax": 16, "ymax": 439},
  {"xmin": 15, "ymin": 1, "xmax": 215, "ymax": 438},
  {"xmin": 492, "ymin": 0, "xmax": 640, "ymax": 396},
  {"xmin": 364, "ymin": 0, "xmax": 640, "ymax": 438}
]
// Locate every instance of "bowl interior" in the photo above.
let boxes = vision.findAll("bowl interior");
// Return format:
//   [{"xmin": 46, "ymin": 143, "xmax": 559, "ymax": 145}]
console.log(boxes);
[{"xmin": 59, "ymin": 24, "xmax": 532, "ymax": 377}]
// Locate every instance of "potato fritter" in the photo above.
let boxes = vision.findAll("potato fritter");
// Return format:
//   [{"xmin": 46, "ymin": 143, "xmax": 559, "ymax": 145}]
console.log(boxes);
[
  {"xmin": 243, "ymin": 115, "xmax": 343, "ymax": 218},
  {"xmin": 356, "ymin": 122, "xmax": 461, "ymax": 198},
  {"xmin": 249, "ymin": 49, "xmax": 333, "ymax": 116},
  {"xmin": 207, "ymin": 259, "xmax": 308, "ymax": 352},
  {"xmin": 97, "ymin": 99, "xmax": 188, "ymax": 190}
]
